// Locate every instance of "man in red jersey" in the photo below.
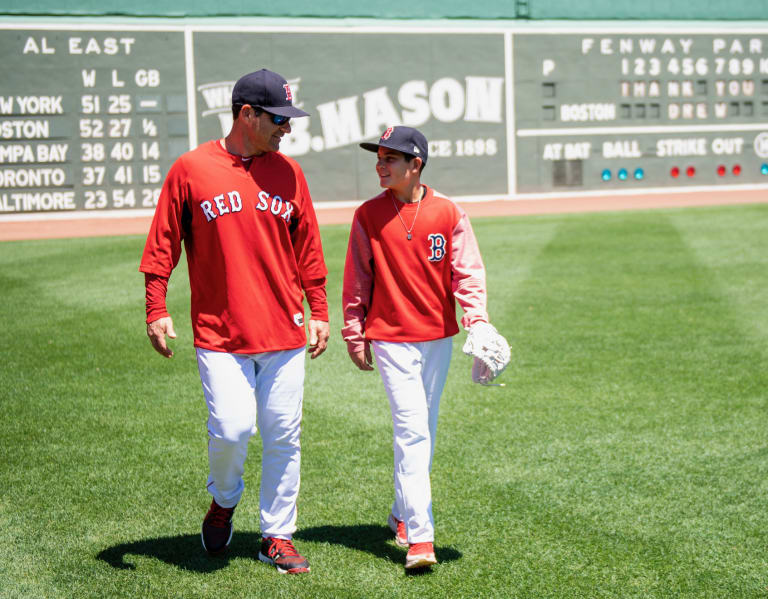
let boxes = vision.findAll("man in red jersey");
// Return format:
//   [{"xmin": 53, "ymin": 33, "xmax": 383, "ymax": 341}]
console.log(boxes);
[
  {"xmin": 140, "ymin": 69, "xmax": 328, "ymax": 575},
  {"xmin": 342, "ymin": 126, "xmax": 495, "ymax": 570}
]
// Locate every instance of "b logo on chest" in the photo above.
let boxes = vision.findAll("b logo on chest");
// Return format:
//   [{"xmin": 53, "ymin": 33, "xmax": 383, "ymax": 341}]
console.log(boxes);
[{"xmin": 427, "ymin": 233, "xmax": 447, "ymax": 262}]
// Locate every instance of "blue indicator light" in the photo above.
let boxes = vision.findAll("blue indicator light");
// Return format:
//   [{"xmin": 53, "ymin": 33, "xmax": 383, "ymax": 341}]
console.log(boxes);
[
  {"xmin": 618, "ymin": 168, "xmax": 628, "ymax": 181},
  {"xmin": 601, "ymin": 169, "xmax": 611, "ymax": 181},
  {"xmin": 634, "ymin": 168, "xmax": 644, "ymax": 180},
  {"xmin": 762, "ymin": 164, "xmax": 768, "ymax": 175}
]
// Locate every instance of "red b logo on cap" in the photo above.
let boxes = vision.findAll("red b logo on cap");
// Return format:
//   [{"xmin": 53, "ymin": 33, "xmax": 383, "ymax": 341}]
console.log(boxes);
[
  {"xmin": 283, "ymin": 83, "xmax": 293, "ymax": 101},
  {"xmin": 382, "ymin": 127, "xmax": 394, "ymax": 140}
]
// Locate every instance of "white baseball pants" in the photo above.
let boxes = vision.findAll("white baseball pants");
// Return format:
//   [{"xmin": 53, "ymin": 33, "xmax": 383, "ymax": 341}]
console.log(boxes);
[
  {"xmin": 371, "ymin": 337, "xmax": 453, "ymax": 544},
  {"xmin": 196, "ymin": 346, "xmax": 305, "ymax": 539}
]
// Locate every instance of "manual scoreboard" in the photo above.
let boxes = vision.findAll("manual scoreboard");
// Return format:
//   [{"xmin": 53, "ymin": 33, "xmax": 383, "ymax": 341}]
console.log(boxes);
[
  {"xmin": 0, "ymin": 30, "xmax": 188, "ymax": 215},
  {"xmin": 0, "ymin": 24, "xmax": 767, "ymax": 218},
  {"xmin": 513, "ymin": 32, "xmax": 768, "ymax": 192}
]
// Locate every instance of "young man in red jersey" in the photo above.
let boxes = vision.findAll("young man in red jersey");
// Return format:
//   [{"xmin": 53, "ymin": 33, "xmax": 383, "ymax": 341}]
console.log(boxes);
[
  {"xmin": 342, "ymin": 126, "xmax": 493, "ymax": 569},
  {"xmin": 140, "ymin": 69, "xmax": 328, "ymax": 574}
]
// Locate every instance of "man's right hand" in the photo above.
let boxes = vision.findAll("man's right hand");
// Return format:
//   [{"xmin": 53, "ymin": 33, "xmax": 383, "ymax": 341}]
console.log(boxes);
[{"xmin": 147, "ymin": 316, "xmax": 177, "ymax": 358}]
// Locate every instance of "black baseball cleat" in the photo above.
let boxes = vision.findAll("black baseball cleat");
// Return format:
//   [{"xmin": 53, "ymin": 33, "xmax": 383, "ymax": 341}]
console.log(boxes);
[
  {"xmin": 258, "ymin": 536, "xmax": 310, "ymax": 574},
  {"xmin": 201, "ymin": 500, "xmax": 235, "ymax": 555}
]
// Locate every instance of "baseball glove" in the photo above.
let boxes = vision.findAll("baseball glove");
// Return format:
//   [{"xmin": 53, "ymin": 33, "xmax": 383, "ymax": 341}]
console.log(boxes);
[{"xmin": 462, "ymin": 322, "xmax": 511, "ymax": 385}]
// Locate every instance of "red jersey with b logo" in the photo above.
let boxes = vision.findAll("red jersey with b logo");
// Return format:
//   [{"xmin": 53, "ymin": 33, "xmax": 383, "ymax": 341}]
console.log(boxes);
[{"xmin": 342, "ymin": 186, "xmax": 487, "ymax": 348}]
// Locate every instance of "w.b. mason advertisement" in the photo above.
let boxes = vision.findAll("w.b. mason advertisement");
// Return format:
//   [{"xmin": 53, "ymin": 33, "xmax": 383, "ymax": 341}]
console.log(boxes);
[{"xmin": 193, "ymin": 32, "xmax": 508, "ymax": 203}]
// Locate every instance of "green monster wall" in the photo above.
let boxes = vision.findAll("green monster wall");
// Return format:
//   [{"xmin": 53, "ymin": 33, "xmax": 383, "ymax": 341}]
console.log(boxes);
[
  {"xmin": 0, "ymin": 0, "xmax": 764, "ymax": 19},
  {"xmin": 0, "ymin": 3, "xmax": 766, "ymax": 217}
]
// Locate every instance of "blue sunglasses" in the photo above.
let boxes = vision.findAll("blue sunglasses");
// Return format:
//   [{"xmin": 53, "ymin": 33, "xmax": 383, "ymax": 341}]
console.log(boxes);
[
  {"xmin": 260, "ymin": 109, "xmax": 290, "ymax": 126},
  {"xmin": 238, "ymin": 104, "xmax": 291, "ymax": 126}
]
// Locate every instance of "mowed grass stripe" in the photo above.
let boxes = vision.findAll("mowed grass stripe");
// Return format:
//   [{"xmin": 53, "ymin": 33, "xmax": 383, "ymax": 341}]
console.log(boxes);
[
  {"xmin": 441, "ymin": 210, "xmax": 767, "ymax": 597},
  {"xmin": 0, "ymin": 205, "xmax": 766, "ymax": 598}
]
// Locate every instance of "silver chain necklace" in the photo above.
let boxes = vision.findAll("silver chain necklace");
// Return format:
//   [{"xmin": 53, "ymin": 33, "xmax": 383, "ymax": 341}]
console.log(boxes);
[{"xmin": 390, "ymin": 188, "xmax": 423, "ymax": 241}]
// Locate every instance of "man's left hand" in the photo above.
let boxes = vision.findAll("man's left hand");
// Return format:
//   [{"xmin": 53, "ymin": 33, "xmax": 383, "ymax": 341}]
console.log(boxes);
[{"xmin": 307, "ymin": 319, "xmax": 330, "ymax": 359}]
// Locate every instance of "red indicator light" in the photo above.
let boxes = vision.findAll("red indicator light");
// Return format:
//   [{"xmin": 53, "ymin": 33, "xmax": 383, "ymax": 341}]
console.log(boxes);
[
  {"xmin": 733, "ymin": 164, "xmax": 742, "ymax": 175},
  {"xmin": 670, "ymin": 167, "xmax": 680, "ymax": 178},
  {"xmin": 686, "ymin": 166, "xmax": 696, "ymax": 177},
  {"xmin": 717, "ymin": 165, "xmax": 726, "ymax": 177}
]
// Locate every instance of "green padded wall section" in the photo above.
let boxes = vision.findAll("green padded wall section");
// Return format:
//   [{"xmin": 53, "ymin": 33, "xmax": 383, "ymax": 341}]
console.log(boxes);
[
  {"xmin": 528, "ymin": 0, "xmax": 764, "ymax": 20},
  {"xmin": 0, "ymin": 0, "xmax": 764, "ymax": 20}
]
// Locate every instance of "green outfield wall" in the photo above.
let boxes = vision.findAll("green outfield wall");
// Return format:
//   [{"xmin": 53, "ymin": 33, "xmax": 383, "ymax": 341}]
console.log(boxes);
[
  {"xmin": 0, "ymin": 1, "xmax": 765, "ymax": 20},
  {"xmin": 1, "ymin": 4, "xmax": 767, "ymax": 219}
]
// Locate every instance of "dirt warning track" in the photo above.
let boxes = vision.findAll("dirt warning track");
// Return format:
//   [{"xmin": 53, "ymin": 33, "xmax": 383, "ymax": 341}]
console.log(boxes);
[{"xmin": 0, "ymin": 189, "xmax": 765, "ymax": 242}]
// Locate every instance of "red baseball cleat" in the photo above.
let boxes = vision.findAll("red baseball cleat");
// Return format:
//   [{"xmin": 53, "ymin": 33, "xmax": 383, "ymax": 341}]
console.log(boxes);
[
  {"xmin": 405, "ymin": 541, "xmax": 437, "ymax": 569},
  {"xmin": 259, "ymin": 537, "xmax": 310, "ymax": 574},
  {"xmin": 387, "ymin": 513, "xmax": 408, "ymax": 547}
]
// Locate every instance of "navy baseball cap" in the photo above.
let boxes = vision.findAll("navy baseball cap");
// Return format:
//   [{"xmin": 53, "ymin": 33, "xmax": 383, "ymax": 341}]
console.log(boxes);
[
  {"xmin": 360, "ymin": 126, "xmax": 428, "ymax": 166},
  {"xmin": 232, "ymin": 69, "xmax": 309, "ymax": 118}
]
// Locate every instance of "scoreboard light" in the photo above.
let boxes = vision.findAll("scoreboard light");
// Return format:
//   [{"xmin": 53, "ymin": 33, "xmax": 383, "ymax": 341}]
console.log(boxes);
[
  {"xmin": 686, "ymin": 166, "xmax": 696, "ymax": 178},
  {"xmin": 618, "ymin": 168, "xmax": 628, "ymax": 181},
  {"xmin": 717, "ymin": 165, "xmax": 726, "ymax": 177},
  {"xmin": 601, "ymin": 168, "xmax": 611, "ymax": 181},
  {"xmin": 670, "ymin": 167, "xmax": 680, "ymax": 178},
  {"xmin": 732, "ymin": 164, "xmax": 742, "ymax": 176},
  {"xmin": 634, "ymin": 168, "xmax": 644, "ymax": 180}
]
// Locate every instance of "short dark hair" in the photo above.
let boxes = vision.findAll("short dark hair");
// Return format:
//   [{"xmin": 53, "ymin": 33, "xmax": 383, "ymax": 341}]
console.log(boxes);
[
  {"xmin": 402, "ymin": 153, "xmax": 426, "ymax": 174},
  {"xmin": 232, "ymin": 103, "xmax": 263, "ymax": 119}
]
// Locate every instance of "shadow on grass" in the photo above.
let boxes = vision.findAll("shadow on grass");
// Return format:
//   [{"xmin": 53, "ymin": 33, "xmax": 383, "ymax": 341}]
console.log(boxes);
[
  {"xmin": 97, "ymin": 524, "xmax": 461, "ymax": 573},
  {"xmin": 295, "ymin": 524, "xmax": 462, "ymax": 566},
  {"xmin": 97, "ymin": 532, "xmax": 261, "ymax": 573}
]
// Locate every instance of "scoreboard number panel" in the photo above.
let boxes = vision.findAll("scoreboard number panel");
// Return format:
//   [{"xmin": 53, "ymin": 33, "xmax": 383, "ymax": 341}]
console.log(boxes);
[
  {"xmin": 0, "ymin": 29, "xmax": 187, "ymax": 215},
  {"xmin": 513, "ymin": 32, "xmax": 768, "ymax": 192}
]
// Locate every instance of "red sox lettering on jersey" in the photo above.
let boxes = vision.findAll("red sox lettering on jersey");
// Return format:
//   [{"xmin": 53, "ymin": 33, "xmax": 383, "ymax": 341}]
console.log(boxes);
[
  {"xmin": 256, "ymin": 190, "xmax": 294, "ymax": 223},
  {"xmin": 201, "ymin": 191, "xmax": 243, "ymax": 222},
  {"xmin": 200, "ymin": 189, "xmax": 294, "ymax": 224}
]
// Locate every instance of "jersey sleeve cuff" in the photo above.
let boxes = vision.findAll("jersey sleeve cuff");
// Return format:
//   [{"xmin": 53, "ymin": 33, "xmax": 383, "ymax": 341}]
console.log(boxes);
[
  {"xmin": 145, "ymin": 273, "xmax": 170, "ymax": 324},
  {"xmin": 305, "ymin": 282, "xmax": 328, "ymax": 321}
]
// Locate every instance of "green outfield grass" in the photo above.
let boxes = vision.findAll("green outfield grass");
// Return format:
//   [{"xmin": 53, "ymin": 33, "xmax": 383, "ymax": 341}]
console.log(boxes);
[{"xmin": 1, "ymin": 203, "xmax": 767, "ymax": 598}]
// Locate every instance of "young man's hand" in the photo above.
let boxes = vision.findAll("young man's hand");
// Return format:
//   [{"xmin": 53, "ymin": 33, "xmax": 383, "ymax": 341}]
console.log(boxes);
[{"xmin": 347, "ymin": 341, "xmax": 374, "ymax": 371}]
